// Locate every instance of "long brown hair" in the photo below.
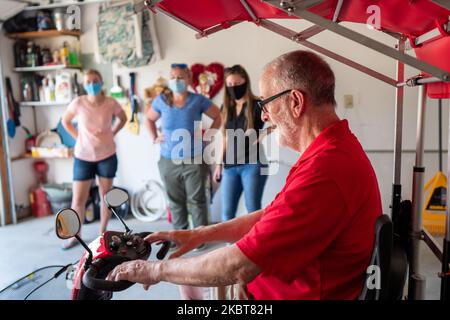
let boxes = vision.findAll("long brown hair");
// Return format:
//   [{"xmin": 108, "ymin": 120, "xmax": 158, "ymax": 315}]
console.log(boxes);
[{"xmin": 222, "ymin": 65, "xmax": 256, "ymax": 132}]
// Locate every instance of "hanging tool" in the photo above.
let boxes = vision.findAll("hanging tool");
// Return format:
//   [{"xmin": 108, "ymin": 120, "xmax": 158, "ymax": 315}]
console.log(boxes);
[
  {"xmin": 5, "ymin": 77, "xmax": 20, "ymax": 138},
  {"xmin": 125, "ymin": 72, "xmax": 140, "ymax": 135}
]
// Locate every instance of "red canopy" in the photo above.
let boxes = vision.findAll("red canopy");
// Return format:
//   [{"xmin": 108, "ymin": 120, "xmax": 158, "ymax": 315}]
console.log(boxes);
[{"xmin": 152, "ymin": 0, "xmax": 450, "ymax": 98}]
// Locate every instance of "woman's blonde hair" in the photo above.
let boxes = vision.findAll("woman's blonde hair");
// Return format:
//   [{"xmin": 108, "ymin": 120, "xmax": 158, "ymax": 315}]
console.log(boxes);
[
  {"xmin": 84, "ymin": 69, "xmax": 103, "ymax": 82},
  {"xmin": 222, "ymin": 65, "xmax": 256, "ymax": 132}
]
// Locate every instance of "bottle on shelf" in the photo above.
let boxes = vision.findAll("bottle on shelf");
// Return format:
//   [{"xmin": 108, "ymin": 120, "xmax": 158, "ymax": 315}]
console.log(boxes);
[
  {"xmin": 68, "ymin": 44, "xmax": 80, "ymax": 66},
  {"xmin": 26, "ymin": 41, "xmax": 36, "ymax": 67},
  {"xmin": 47, "ymin": 76, "xmax": 56, "ymax": 102},
  {"xmin": 39, "ymin": 84, "xmax": 45, "ymax": 102},
  {"xmin": 23, "ymin": 82, "xmax": 33, "ymax": 102},
  {"xmin": 60, "ymin": 42, "xmax": 70, "ymax": 65},
  {"xmin": 43, "ymin": 77, "xmax": 51, "ymax": 102},
  {"xmin": 48, "ymin": 77, "xmax": 56, "ymax": 102},
  {"xmin": 55, "ymin": 72, "xmax": 72, "ymax": 102},
  {"xmin": 53, "ymin": 9, "xmax": 65, "ymax": 31}
]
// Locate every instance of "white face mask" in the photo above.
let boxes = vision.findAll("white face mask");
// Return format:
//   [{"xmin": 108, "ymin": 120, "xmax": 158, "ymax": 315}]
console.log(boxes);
[{"xmin": 168, "ymin": 79, "xmax": 187, "ymax": 94}]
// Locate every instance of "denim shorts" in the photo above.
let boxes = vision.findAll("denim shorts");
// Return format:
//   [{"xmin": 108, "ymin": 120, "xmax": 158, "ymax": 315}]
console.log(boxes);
[{"xmin": 73, "ymin": 154, "xmax": 118, "ymax": 181}]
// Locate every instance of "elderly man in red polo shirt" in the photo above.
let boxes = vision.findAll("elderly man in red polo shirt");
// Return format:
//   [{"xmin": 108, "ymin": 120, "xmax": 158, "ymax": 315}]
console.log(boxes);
[{"xmin": 107, "ymin": 50, "xmax": 382, "ymax": 300}]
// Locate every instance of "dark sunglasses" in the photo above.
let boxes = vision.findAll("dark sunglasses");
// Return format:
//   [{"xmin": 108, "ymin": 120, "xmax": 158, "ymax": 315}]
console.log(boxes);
[
  {"xmin": 171, "ymin": 63, "xmax": 188, "ymax": 69},
  {"xmin": 257, "ymin": 89, "xmax": 292, "ymax": 113}
]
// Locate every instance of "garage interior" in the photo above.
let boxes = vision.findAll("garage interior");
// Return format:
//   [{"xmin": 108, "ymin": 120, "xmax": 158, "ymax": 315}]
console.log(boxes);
[{"xmin": 0, "ymin": 0, "xmax": 449, "ymax": 300}]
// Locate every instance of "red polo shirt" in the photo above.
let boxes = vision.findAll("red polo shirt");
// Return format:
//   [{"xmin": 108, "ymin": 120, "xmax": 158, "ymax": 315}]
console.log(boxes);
[{"xmin": 236, "ymin": 119, "xmax": 382, "ymax": 300}]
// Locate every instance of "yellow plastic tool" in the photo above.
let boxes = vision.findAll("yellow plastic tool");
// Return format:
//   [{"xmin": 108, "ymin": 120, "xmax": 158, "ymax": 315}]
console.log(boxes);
[
  {"xmin": 423, "ymin": 171, "xmax": 447, "ymax": 236},
  {"xmin": 124, "ymin": 100, "xmax": 140, "ymax": 135}
]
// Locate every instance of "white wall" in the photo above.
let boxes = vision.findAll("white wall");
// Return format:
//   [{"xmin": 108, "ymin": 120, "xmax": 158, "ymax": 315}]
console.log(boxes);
[{"xmin": 2, "ymin": 4, "xmax": 448, "ymax": 221}]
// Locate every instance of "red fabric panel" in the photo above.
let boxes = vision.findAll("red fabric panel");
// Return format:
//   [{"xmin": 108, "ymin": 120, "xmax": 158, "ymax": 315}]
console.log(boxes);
[
  {"xmin": 157, "ymin": 0, "xmax": 338, "ymax": 30},
  {"xmin": 415, "ymin": 36, "xmax": 450, "ymax": 99},
  {"xmin": 338, "ymin": 0, "xmax": 450, "ymax": 36},
  {"xmin": 155, "ymin": 0, "xmax": 450, "ymax": 98},
  {"xmin": 156, "ymin": 0, "xmax": 450, "ymax": 36}
]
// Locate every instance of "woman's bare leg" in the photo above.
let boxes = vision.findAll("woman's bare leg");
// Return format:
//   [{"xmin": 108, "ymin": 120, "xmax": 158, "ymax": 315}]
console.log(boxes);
[
  {"xmin": 97, "ymin": 177, "xmax": 114, "ymax": 235},
  {"xmin": 71, "ymin": 180, "xmax": 93, "ymax": 235}
]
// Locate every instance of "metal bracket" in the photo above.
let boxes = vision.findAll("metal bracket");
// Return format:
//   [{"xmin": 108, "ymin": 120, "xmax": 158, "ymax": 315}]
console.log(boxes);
[
  {"xmin": 406, "ymin": 21, "xmax": 450, "ymax": 50},
  {"xmin": 280, "ymin": 0, "xmax": 325, "ymax": 12},
  {"xmin": 151, "ymin": 2, "xmax": 203, "ymax": 34},
  {"xmin": 240, "ymin": 0, "xmax": 259, "ymax": 23},
  {"xmin": 332, "ymin": 0, "xmax": 343, "ymax": 22},
  {"xmin": 410, "ymin": 230, "xmax": 425, "ymax": 241},
  {"xmin": 141, "ymin": 0, "xmax": 203, "ymax": 34},
  {"xmin": 264, "ymin": 0, "xmax": 450, "ymax": 81},
  {"xmin": 259, "ymin": 19, "xmax": 398, "ymax": 86},
  {"xmin": 195, "ymin": 21, "xmax": 243, "ymax": 39}
]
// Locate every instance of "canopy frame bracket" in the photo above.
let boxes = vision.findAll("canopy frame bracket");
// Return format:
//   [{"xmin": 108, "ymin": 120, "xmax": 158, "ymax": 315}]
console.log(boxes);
[{"xmin": 264, "ymin": 0, "xmax": 450, "ymax": 82}]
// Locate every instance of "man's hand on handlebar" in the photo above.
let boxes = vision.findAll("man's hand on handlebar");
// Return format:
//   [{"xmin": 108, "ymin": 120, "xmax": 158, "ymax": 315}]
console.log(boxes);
[
  {"xmin": 106, "ymin": 260, "xmax": 159, "ymax": 291},
  {"xmin": 144, "ymin": 227, "xmax": 205, "ymax": 259}
]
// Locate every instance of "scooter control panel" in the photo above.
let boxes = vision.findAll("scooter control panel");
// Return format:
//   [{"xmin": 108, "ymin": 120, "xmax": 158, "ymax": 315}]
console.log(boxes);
[{"xmin": 103, "ymin": 231, "xmax": 151, "ymax": 260}]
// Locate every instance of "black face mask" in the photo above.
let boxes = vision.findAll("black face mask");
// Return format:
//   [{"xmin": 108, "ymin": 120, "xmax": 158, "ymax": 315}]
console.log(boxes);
[{"xmin": 226, "ymin": 83, "xmax": 247, "ymax": 100}]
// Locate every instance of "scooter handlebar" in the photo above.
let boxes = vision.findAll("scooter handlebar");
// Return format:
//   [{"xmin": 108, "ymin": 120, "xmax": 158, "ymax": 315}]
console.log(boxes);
[
  {"xmin": 156, "ymin": 241, "xmax": 171, "ymax": 260},
  {"xmin": 82, "ymin": 233, "xmax": 170, "ymax": 292},
  {"xmin": 138, "ymin": 232, "xmax": 171, "ymax": 260},
  {"xmin": 83, "ymin": 262, "xmax": 134, "ymax": 292}
]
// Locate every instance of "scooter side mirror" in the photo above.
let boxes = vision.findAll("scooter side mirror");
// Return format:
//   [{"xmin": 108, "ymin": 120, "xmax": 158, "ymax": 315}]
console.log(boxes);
[
  {"xmin": 55, "ymin": 208, "xmax": 81, "ymax": 239},
  {"xmin": 104, "ymin": 188, "xmax": 129, "ymax": 208},
  {"xmin": 104, "ymin": 187, "xmax": 131, "ymax": 233}
]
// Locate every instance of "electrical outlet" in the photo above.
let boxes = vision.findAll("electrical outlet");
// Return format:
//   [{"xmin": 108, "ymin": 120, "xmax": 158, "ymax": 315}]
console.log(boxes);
[{"xmin": 344, "ymin": 94, "xmax": 354, "ymax": 108}]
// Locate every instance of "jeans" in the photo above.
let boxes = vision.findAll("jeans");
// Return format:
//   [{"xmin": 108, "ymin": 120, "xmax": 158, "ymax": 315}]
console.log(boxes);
[
  {"xmin": 221, "ymin": 163, "xmax": 268, "ymax": 221},
  {"xmin": 158, "ymin": 156, "xmax": 209, "ymax": 230}
]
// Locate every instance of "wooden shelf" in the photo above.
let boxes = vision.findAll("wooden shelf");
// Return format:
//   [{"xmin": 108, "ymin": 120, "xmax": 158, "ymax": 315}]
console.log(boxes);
[
  {"xmin": 14, "ymin": 64, "xmax": 82, "ymax": 72},
  {"xmin": 19, "ymin": 101, "xmax": 71, "ymax": 107},
  {"xmin": 11, "ymin": 152, "xmax": 74, "ymax": 162},
  {"xmin": 6, "ymin": 29, "xmax": 82, "ymax": 40}
]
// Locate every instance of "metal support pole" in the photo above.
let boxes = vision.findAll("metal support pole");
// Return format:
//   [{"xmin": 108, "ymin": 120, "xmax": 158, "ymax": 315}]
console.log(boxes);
[
  {"xmin": 441, "ymin": 99, "xmax": 450, "ymax": 300},
  {"xmin": 408, "ymin": 85, "xmax": 428, "ymax": 300},
  {"xmin": 391, "ymin": 39, "xmax": 405, "ymax": 221},
  {"xmin": 0, "ymin": 27, "xmax": 16, "ymax": 225}
]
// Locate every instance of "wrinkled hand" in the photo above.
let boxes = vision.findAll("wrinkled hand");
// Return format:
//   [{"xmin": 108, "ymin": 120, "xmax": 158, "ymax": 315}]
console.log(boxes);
[
  {"xmin": 106, "ymin": 260, "xmax": 159, "ymax": 291},
  {"xmin": 145, "ymin": 228, "xmax": 204, "ymax": 259}
]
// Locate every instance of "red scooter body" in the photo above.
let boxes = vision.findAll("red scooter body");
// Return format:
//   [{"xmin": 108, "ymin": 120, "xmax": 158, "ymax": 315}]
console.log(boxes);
[
  {"xmin": 71, "ymin": 230, "xmax": 165, "ymax": 300},
  {"xmin": 71, "ymin": 233, "xmax": 110, "ymax": 300},
  {"xmin": 55, "ymin": 188, "xmax": 171, "ymax": 300}
]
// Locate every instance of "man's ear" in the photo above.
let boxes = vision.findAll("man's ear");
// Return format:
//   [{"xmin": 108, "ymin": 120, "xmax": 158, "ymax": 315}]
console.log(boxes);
[{"xmin": 290, "ymin": 90, "xmax": 306, "ymax": 118}]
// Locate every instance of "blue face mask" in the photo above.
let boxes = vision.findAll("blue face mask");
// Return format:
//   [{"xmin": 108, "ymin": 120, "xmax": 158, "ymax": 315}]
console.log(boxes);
[
  {"xmin": 84, "ymin": 82, "xmax": 102, "ymax": 96},
  {"xmin": 168, "ymin": 79, "xmax": 187, "ymax": 94}
]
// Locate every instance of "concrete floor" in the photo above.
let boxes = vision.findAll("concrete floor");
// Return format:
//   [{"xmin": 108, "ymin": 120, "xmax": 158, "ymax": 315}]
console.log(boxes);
[
  {"xmin": 0, "ymin": 215, "xmax": 445, "ymax": 300},
  {"xmin": 0, "ymin": 215, "xmax": 224, "ymax": 300}
]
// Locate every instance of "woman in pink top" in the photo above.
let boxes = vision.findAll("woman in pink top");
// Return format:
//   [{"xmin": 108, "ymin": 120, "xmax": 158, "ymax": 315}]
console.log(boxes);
[{"xmin": 61, "ymin": 69, "xmax": 127, "ymax": 249}]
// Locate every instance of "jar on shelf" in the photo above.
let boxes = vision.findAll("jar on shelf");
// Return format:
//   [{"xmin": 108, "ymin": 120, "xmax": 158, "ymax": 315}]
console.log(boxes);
[{"xmin": 53, "ymin": 9, "xmax": 65, "ymax": 31}]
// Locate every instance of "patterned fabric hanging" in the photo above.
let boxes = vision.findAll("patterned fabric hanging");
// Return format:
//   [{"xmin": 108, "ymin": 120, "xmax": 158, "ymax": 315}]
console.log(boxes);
[{"xmin": 96, "ymin": 2, "xmax": 160, "ymax": 67}]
